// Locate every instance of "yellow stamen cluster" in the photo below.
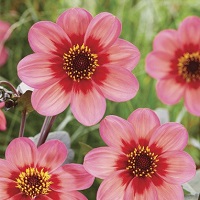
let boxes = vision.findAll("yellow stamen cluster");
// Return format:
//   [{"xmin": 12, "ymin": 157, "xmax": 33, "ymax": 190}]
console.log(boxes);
[
  {"xmin": 126, "ymin": 145, "xmax": 159, "ymax": 178},
  {"xmin": 63, "ymin": 44, "xmax": 99, "ymax": 82},
  {"xmin": 15, "ymin": 167, "xmax": 53, "ymax": 198},
  {"xmin": 178, "ymin": 52, "xmax": 200, "ymax": 82}
]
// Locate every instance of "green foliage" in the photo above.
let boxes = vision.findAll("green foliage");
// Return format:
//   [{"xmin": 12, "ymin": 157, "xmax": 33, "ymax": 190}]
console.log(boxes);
[{"xmin": 0, "ymin": 0, "xmax": 200, "ymax": 199}]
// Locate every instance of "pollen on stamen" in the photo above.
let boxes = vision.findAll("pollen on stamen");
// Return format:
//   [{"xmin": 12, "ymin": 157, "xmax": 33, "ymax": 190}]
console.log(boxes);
[
  {"xmin": 126, "ymin": 145, "xmax": 159, "ymax": 178},
  {"xmin": 63, "ymin": 44, "xmax": 99, "ymax": 82},
  {"xmin": 178, "ymin": 52, "xmax": 200, "ymax": 82},
  {"xmin": 15, "ymin": 167, "xmax": 53, "ymax": 198}
]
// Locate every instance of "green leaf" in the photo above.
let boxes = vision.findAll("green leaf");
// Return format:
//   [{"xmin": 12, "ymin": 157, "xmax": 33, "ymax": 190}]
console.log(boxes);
[
  {"xmin": 78, "ymin": 141, "xmax": 93, "ymax": 155},
  {"xmin": 17, "ymin": 91, "xmax": 34, "ymax": 113}
]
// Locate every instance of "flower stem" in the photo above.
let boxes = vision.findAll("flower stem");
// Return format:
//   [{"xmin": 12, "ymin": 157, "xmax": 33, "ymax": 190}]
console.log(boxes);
[
  {"xmin": 18, "ymin": 109, "xmax": 27, "ymax": 137},
  {"xmin": 0, "ymin": 81, "xmax": 19, "ymax": 96},
  {"xmin": 175, "ymin": 107, "xmax": 187, "ymax": 123},
  {"xmin": 37, "ymin": 116, "xmax": 57, "ymax": 147}
]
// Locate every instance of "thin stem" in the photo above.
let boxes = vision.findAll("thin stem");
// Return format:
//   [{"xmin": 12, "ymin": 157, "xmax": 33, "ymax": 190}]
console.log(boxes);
[
  {"xmin": 18, "ymin": 109, "xmax": 27, "ymax": 137},
  {"xmin": 0, "ymin": 81, "xmax": 19, "ymax": 96},
  {"xmin": 175, "ymin": 107, "xmax": 187, "ymax": 123},
  {"xmin": 37, "ymin": 116, "xmax": 57, "ymax": 147}
]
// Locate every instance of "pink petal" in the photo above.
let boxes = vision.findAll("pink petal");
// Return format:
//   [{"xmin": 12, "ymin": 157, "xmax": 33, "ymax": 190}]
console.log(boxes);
[
  {"xmin": 0, "ymin": 46, "xmax": 8, "ymax": 66},
  {"xmin": 17, "ymin": 53, "xmax": 66, "ymax": 89},
  {"xmin": 127, "ymin": 108, "xmax": 160, "ymax": 145},
  {"xmin": 93, "ymin": 66, "xmax": 139, "ymax": 102},
  {"xmin": 35, "ymin": 195, "xmax": 52, "ymax": 200},
  {"xmin": 5, "ymin": 138, "xmax": 37, "ymax": 169},
  {"xmin": 97, "ymin": 172, "xmax": 126, "ymax": 200},
  {"xmin": 152, "ymin": 176, "xmax": 184, "ymax": 200},
  {"xmin": 85, "ymin": 12, "xmax": 121, "ymax": 53},
  {"xmin": 28, "ymin": 21, "xmax": 71, "ymax": 55},
  {"xmin": 56, "ymin": 8, "xmax": 92, "ymax": 45},
  {"xmin": 51, "ymin": 164, "xmax": 94, "ymax": 191},
  {"xmin": 0, "ymin": 178, "xmax": 19, "ymax": 199},
  {"xmin": 153, "ymin": 30, "xmax": 179, "ymax": 54},
  {"xmin": 8, "ymin": 193, "xmax": 31, "ymax": 200},
  {"xmin": 31, "ymin": 78, "xmax": 72, "ymax": 116},
  {"xmin": 124, "ymin": 178, "xmax": 158, "ymax": 200},
  {"xmin": 83, "ymin": 147, "xmax": 120, "ymax": 179},
  {"xmin": 37, "ymin": 140, "xmax": 67, "ymax": 172},
  {"xmin": 100, "ymin": 115, "xmax": 138, "ymax": 150},
  {"xmin": 184, "ymin": 86, "xmax": 200, "ymax": 116},
  {"xmin": 149, "ymin": 122, "xmax": 188, "ymax": 154},
  {"xmin": 48, "ymin": 191, "xmax": 87, "ymax": 200},
  {"xmin": 145, "ymin": 51, "xmax": 174, "ymax": 79},
  {"xmin": 156, "ymin": 78, "xmax": 185, "ymax": 104},
  {"xmin": 70, "ymin": 81, "xmax": 106, "ymax": 126},
  {"xmin": 178, "ymin": 16, "xmax": 200, "ymax": 47},
  {"xmin": 0, "ymin": 109, "xmax": 6, "ymax": 131},
  {"xmin": 101, "ymin": 38, "xmax": 140, "ymax": 71},
  {"xmin": 0, "ymin": 159, "xmax": 19, "ymax": 178},
  {"xmin": 157, "ymin": 151, "xmax": 196, "ymax": 185}
]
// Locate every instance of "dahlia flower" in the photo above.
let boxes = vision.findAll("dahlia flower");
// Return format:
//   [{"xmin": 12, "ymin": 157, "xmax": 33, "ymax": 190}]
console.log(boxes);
[
  {"xmin": 0, "ymin": 137, "xmax": 94, "ymax": 199},
  {"xmin": 0, "ymin": 102, "xmax": 6, "ymax": 131},
  {"xmin": 0, "ymin": 20, "xmax": 10, "ymax": 66},
  {"xmin": 83, "ymin": 108, "xmax": 196, "ymax": 200},
  {"xmin": 17, "ymin": 8, "xmax": 140, "ymax": 126},
  {"xmin": 146, "ymin": 16, "xmax": 200, "ymax": 116}
]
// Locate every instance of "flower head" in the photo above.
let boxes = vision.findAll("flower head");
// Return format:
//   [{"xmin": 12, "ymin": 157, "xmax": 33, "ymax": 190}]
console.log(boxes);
[
  {"xmin": 17, "ymin": 8, "xmax": 140, "ymax": 126},
  {"xmin": 0, "ymin": 137, "xmax": 94, "ymax": 200},
  {"xmin": 83, "ymin": 108, "xmax": 196, "ymax": 200},
  {"xmin": 146, "ymin": 16, "xmax": 200, "ymax": 116},
  {"xmin": 0, "ymin": 20, "xmax": 10, "ymax": 67},
  {"xmin": 0, "ymin": 102, "xmax": 6, "ymax": 131}
]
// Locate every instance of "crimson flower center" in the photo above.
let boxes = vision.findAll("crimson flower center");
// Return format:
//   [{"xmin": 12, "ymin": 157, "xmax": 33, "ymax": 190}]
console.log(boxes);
[
  {"xmin": 126, "ymin": 145, "xmax": 159, "ymax": 178},
  {"xmin": 63, "ymin": 44, "xmax": 99, "ymax": 82},
  {"xmin": 15, "ymin": 167, "xmax": 53, "ymax": 198},
  {"xmin": 178, "ymin": 52, "xmax": 200, "ymax": 82}
]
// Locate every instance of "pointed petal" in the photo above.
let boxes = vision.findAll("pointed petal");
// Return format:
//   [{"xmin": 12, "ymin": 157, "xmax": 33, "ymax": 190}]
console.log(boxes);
[
  {"xmin": 71, "ymin": 81, "xmax": 106, "ymax": 126},
  {"xmin": 97, "ymin": 172, "xmax": 126, "ymax": 200},
  {"xmin": 178, "ymin": 16, "xmax": 200, "ymax": 47},
  {"xmin": 31, "ymin": 78, "xmax": 72, "ymax": 116},
  {"xmin": 100, "ymin": 115, "xmax": 138, "ymax": 151},
  {"xmin": 84, "ymin": 147, "xmax": 120, "ymax": 179},
  {"xmin": 93, "ymin": 66, "xmax": 139, "ymax": 102},
  {"xmin": 48, "ymin": 191, "xmax": 87, "ymax": 200},
  {"xmin": 5, "ymin": 138, "xmax": 37, "ymax": 169},
  {"xmin": 17, "ymin": 53, "xmax": 66, "ymax": 89},
  {"xmin": 145, "ymin": 51, "xmax": 174, "ymax": 79},
  {"xmin": 101, "ymin": 38, "xmax": 140, "ymax": 71},
  {"xmin": 85, "ymin": 12, "xmax": 121, "ymax": 52},
  {"xmin": 157, "ymin": 151, "xmax": 196, "ymax": 184},
  {"xmin": 37, "ymin": 140, "xmax": 67, "ymax": 172},
  {"xmin": 56, "ymin": 8, "xmax": 92, "ymax": 45},
  {"xmin": 28, "ymin": 21, "xmax": 71, "ymax": 55},
  {"xmin": 149, "ymin": 122, "xmax": 188, "ymax": 154},
  {"xmin": 127, "ymin": 108, "xmax": 160, "ymax": 145},
  {"xmin": 184, "ymin": 87, "xmax": 200, "ymax": 116},
  {"xmin": 9, "ymin": 193, "xmax": 31, "ymax": 200},
  {"xmin": 153, "ymin": 30, "xmax": 178, "ymax": 54},
  {"xmin": 51, "ymin": 164, "xmax": 94, "ymax": 191},
  {"xmin": 156, "ymin": 78, "xmax": 185, "ymax": 104},
  {"xmin": 124, "ymin": 178, "xmax": 158, "ymax": 200}
]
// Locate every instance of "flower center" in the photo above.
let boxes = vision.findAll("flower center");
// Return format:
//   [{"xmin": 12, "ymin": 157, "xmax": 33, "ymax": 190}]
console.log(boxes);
[
  {"xmin": 15, "ymin": 167, "xmax": 53, "ymax": 198},
  {"xmin": 178, "ymin": 52, "xmax": 200, "ymax": 82},
  {"xmin": 126, "ymin": 145, "xmax": 159, "ymax": 178},
  {"xmin": 63, "ymin": 44, "xmax": 99, "ymax": 82}
]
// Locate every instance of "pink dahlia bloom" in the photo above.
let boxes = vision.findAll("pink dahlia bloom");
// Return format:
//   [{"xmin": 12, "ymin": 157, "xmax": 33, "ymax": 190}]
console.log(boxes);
[
  {"xmin": 17, "ymin": 8, "xmax": 140, "ymax": 126},
  {"xmin": 0, "ymin": 102, "xmax": 6, "ymax": 131},
  {"xmin": 0, "ymin": 20, "xmax": 10, "ymax": 66},
  {"xmin": 146, "ymin": 16, "xmax": 200, "ymax": 116},
  {"xmin": 0, "ymin": 137, "xmax": 94, "ymax": 200},
  {"xmin": 83, "ymin": 108, "xmax": 196, "ymax": 200}
]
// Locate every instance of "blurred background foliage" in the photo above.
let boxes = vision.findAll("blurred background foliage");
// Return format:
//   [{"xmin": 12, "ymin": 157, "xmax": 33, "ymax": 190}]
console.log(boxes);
[{"xmin": 0, "ymin": 0, "xmax": 200, "ymax": 199}]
